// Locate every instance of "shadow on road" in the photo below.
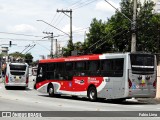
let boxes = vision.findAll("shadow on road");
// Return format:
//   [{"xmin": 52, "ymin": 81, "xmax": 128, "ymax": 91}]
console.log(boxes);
[
  {"xmin": 5, "ymin": 86, "xmax": 32, "ymax": 91},
  {"xmin": 38, "ymin": 94, "xmax": 159, "ymax": 105}
]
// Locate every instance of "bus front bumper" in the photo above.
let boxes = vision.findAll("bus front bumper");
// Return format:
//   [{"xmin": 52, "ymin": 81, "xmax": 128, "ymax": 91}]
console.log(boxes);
[{"xmin": 5, "ymin": 83, "xmax": 28, "ymax": 87}]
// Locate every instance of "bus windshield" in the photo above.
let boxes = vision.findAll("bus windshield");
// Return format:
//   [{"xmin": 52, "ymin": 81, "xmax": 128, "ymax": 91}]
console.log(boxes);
[
  {"xmin": 10, "ymin": 64, "xmax": 26, "ymax": 71},
  {"xmin": 130, "ymin": 54, "xmax": 154, "ymax": 73}
]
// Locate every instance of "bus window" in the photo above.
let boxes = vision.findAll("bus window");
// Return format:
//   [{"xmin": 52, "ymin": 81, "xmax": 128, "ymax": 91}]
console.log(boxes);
[
  {"xmin": 88, "ymin": 61, "xmax": 100, "ymax": 76},
  {"xmin": 130, "ymin": 54, "xmax": 154, "ymax": 74},
  {"xmin": 65, "ymin": 62, "xmax": 73, "ymax": 71},
  {"xmin": 46, "ymin": 63, "xmax": 55, "ymax": 80},
  {"xmin": 101, "ymin": 58, "xmax": 124, "ymax": 77},
  {"xmin": 65, "ymin": 62, "xmax": 74, "ymax": 80},
  {"xmin": 75, "ymin": 61, "xmax": 85, "ymax": 70},
  {"xmin": 56, "ymin": 63, "xmax": 64, "ymax": 80},
  {"xmin": 10, "ymin": 64, "xmax": 26, "ymax": 71},
  {"xmin": 75, "ymin": 61, "xmax": 86, "ymax": 76}
]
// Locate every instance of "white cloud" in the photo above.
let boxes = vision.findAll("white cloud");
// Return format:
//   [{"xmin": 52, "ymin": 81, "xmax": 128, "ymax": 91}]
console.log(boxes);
[
  {"xmin": 0, "ymin": 5, "xmax": 3, "ymax": 10},
  {"xmin": 96, "ymin": 0, "xmax": 119, "ymax": 12},
  {"xmin": 0, "ymin": 0, "xmax": 121, "ymax": 60},
  {"xmin": 9, "ymin": 24, "xmax": 37, "ymax": 33}
]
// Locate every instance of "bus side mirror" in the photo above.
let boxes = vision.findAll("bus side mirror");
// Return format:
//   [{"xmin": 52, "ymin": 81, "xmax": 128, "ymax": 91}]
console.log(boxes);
[{"xmin": 38, "ymin": 74, "xmax": 42, "ymax": 78}]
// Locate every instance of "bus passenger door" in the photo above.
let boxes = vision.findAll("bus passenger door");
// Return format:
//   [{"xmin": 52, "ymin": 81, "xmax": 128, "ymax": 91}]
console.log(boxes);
[
  {"xmin": 101, "ymin": 58, "xmax": 125, "ymax": 99},
  {"xmin": 36, "ymin": 64, "xmax": 46, "ymax": 85}
]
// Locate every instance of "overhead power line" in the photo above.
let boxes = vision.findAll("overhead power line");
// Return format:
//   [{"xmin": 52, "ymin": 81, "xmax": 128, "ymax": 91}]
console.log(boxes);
[
  {"xmin": 33, "ymin": 41, "xmax": 50, "ymax": 51},
  {"xmin": 73, "ymin": 0, "xmax": 98, "ymax": 10},
  {"xmin": 0, "ymin": 31, "xmax": 43, "ymax": 38},
  {"xmin": 0, "ymin": 37, "xmax": 50, "ymax": 42}
]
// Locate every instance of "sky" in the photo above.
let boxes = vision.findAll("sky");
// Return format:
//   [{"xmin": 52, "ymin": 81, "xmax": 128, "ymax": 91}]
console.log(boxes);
[{"xmin": 0, "ymin": 0, "xmax": 121, "ymax": 60}]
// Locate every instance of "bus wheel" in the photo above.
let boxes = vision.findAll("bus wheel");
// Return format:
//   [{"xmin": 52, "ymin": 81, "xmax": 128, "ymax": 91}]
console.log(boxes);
[
  {"xmin": 48, "ymin": 84, "xmax": 54, "ymax": 97},
  {"xmin": 88, "ymin": 86, "xmax": 97, "ymax": 102}
]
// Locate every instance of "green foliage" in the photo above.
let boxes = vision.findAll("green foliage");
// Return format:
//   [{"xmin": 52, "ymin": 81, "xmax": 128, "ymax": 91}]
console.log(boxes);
[
  {"xmin": 63, "ymin": 0, "xmax": 160, "ymax": 55},
  {"xmin": 9, "ymin": 52, "xmax": 25, "ymax": 58},
  {"xmin": 25, "ymin": 53, "xmax": 33, "ymax": 65},
  {"xmin": 8, "ymin": 52, "xmax": 33, "ymax": 65}
]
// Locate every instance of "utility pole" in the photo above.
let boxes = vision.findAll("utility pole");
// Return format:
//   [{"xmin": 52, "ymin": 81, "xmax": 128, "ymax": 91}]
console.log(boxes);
[
  {"xmin": 43, "ymin": 32, "xmax": 60, "ymax": 58},
  {"xmin": 104, "ymin": 0, "xmax": 138, "ymax": 52},
  {"xmin": 57, "ymin": 9, "xmax": 73, "ymax": 48},
  {"xmin": 55, "ymin": 39, "xmax": 58, "ymax": 57},
  {"xmin": 43, "ymin": 32, "xmax": 54, "ymax": 58},
  {"xmin": 131, "ymin": 0, "xmax": 137, "ymax": 52}
]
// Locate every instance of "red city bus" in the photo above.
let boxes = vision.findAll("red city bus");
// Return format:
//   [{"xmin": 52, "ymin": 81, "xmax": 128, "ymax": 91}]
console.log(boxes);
[{"xmin": 35, "ymin": 53, "xmax": 157, "ymax": 101}]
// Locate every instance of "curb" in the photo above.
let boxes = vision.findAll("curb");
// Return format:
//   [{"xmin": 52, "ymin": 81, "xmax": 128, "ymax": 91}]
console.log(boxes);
[{"xmin": 137, "ymin": 98, "xmax": 160, "ymax": 104}]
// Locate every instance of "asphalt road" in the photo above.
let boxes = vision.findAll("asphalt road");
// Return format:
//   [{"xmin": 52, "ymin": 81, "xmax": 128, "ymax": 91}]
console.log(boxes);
[{"xmin": 0, "ymin": 75, "xmax": 160, "ymax": 120}]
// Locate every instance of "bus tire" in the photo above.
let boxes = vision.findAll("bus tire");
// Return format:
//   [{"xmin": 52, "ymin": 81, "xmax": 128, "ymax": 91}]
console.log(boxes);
[
  {"xmin": 88, "ymin": 86, "xmax": 97, "ymax": 102},
  {"xmin": 48, "ymin": 84, "xmax": 54, "ymax": 97}
]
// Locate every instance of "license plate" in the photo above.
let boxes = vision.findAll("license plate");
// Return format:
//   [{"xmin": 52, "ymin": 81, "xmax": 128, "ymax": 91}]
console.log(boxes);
[{"xmin": 15, "ymin": 76, "xmax": 19, "ymax": 80}]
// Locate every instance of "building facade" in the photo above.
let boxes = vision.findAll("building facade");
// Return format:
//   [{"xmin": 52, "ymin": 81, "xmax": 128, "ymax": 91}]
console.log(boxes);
[{"xmin": 139, "ymin": 0, "xmax": 160, "ymax": 13}]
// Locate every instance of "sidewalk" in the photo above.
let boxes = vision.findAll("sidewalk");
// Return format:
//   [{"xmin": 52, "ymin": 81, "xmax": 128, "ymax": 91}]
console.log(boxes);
[{"xmin": 137, "ymin": 98, "xmax": 160, "ymax": 104}]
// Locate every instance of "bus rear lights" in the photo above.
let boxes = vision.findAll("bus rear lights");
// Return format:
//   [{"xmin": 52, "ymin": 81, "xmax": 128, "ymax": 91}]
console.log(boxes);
[
  {"xmin": 153, "ymin": 80, "xmax": 156, "ymax": 89},
  {"xmin": 5, "ymin": 75, "xmax": 9, "ymax": 83},
  {"xmin": 26, "ymin": 77, "xmax": 29, "ymax": 84},
  {"xmin": 128, "ymin": 79, "xmax": 132, "ymax": 89}
]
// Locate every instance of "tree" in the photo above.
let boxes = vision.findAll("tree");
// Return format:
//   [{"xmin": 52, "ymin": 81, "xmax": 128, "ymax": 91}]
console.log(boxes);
[
  {"xmin": 9, "ymin": 52, "xmax": 25, "ymax": 58},
  {"xmin": 25, "ymin": 53, "xmax": 33, "ymax": 65},
  {"xmin": 9, "ymin": 52, "xmax": 33, "ymax": 65},
  {"xmin": 85, "ymin": 18, "xmax": 113, "ymax": 54},
  {"xmin": 86, "ymin": 0, "xmax": 160, "ymax": 53},
  {"xmin": 63, "ymin": 0, "xmax": 160, "ymax": 55},
  {"xmin": 136, "ymin": 1, "xmax": 160, "ymax": 53}
]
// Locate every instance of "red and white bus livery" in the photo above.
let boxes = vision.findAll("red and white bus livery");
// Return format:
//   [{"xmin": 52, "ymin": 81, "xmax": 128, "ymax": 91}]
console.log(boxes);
[{"xmin": 35, "ymin": 53, "xmax": 157, "ymax": 101}]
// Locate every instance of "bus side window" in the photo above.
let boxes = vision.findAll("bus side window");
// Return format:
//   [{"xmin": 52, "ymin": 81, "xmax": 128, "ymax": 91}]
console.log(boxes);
[
  {"xmin": 88, "ymin": 61, "xmax": 100, "ymax": 76},
  {"xmin": 46, "ymin": 63, "xmax": 55, "ymax": 80},
  {"xmin": 101, "ymin": 59, "xmax": 124, "ymax": 77},
  {"xmin": 65, "ymin": 62, "xmax": 74, "ymax": 80},
  {"xmin": 75, "ymin": 61, "xmax": 86, "ymax": 76},
  {"xmin": 56, "ymin": 63, "xmax": 64, "ymax": 80}
]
